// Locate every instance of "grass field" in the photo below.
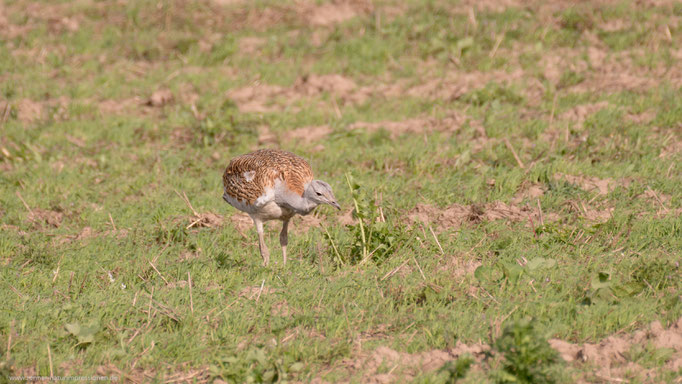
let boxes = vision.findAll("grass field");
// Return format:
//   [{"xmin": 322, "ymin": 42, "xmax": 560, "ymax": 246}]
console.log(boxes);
[{"xmin": 1, "ymin": 0, "xmax": 681, "ymax": 382}]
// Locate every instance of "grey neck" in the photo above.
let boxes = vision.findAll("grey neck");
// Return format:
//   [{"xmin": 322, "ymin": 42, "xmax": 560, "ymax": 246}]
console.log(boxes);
[{"xmin": 276, "ymin": 191, "xmax": 317, "ymax": 215}]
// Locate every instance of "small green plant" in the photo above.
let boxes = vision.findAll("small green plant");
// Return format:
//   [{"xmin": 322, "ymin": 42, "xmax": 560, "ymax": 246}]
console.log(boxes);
[
  {"xmin": 0, "ymin": 358, "xmax": 14, "ymax": 384},
  {"xmin": 558, "ymin": 8, "xmax": 593, "ymax": 32},
  {"xmin": 627, "ymin": 342, "xmax": 675, "ymax": 368},
  {"xmin": 65, "ymin": 321, "xmax": 100, "ymax": 347},
  {"xmin": 462, "ymin": 82, "xmax": 523, "ymax": 106},
  {"xmin": 209, "ymin": 347, "xmax": 303, "ymax": 383},
  {"xmin": 474, "ymin": 258, "xmax": 557, "ymax": 285},
  {"xmin": 557, "ymin": 70, "xmax": 585, "ymax": 88},
  {"xmin": 581, "ymin": 271, "xmax": 645, "ymax": 305},
  {"xmin": 492, "ymin": 319, "xmax": 562, "ymax": 384},
  {"xmin": 439, "ymin": 354, "xmax": 473, "ymax": 383},
  {"xmin": 155, "ymin": 224, "xmax": 188, "ymax": 245},
  {"xmin": 325, "ymin": 174, "xmax": 401, "ymax": 265},
  {"xmin": 631, "ymin": 260, "xmax": 679, "ymax": 291}
]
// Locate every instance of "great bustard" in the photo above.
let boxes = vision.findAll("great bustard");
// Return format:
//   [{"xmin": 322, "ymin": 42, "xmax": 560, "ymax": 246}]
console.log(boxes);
[{"xmin": 222, "ymin": 149, "xmax": 340, "ymax": 266}]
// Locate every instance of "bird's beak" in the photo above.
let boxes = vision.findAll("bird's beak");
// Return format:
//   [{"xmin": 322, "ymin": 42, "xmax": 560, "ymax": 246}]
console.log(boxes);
[{"xmin": 330, "ymin": 200, "xmax": 341, "ymax": 210}]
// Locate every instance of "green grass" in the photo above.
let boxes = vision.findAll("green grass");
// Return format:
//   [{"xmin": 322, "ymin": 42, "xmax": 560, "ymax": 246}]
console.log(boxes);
[{"xmin": 1, "ymin": 0, "xmax": 681, "ymax": 382}]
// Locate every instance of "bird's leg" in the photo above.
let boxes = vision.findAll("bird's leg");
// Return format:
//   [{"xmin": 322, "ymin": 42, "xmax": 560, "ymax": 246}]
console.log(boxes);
[
  {"xmin": 253, "ymin": 218, "xmax": 269, "ymax": 266},
  {"xmin": 280, "ymin": 219, "xmax": 290, "ymax": 266}
]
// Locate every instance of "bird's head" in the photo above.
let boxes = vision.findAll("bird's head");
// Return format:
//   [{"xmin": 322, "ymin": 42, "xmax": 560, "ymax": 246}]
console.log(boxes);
[{"xmin": 304, "ymin": 180, "xmax": 340, "ymax": 210}]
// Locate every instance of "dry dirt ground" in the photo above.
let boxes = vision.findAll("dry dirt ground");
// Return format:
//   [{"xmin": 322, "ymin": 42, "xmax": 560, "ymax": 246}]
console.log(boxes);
[{"xmin": 1, "ymin": 0, "xmax": 681, "ymax": 382}]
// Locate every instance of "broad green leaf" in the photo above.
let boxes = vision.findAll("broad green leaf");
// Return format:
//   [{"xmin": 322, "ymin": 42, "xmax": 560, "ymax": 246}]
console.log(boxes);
[
  {"xmin": 526, "ymin": 258, "xmax": 557, "ymax": 271},
  {"xmin": 591, "ymin": 272, "xmax": 612, "ymax": 289},
  {"xmin": 65, "ymin": 322, "xmax": 99, "ymax": 345},
  {"xmin": 474, "ymin": 266, "xmax": 493, "ymax": 282}
]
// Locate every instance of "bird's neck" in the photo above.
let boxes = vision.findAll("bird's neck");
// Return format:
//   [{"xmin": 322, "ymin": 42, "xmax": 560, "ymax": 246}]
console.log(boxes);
[{"xmin": 277, "ymin": 191, "xmax": 317, "ymax": 215}]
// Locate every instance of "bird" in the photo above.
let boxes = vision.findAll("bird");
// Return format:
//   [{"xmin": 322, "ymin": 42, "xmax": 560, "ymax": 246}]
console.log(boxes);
[{"xmin": 222, "ymin": 149, "xmax": 340, "ymax": 266}]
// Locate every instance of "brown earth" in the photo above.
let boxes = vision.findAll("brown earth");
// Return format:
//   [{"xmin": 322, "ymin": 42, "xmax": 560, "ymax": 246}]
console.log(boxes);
[
  {"xmin": 439, "ymin": 258, "xmax": 483, "ymax": 280},
  {"xmin": 225, "ymin": 74, "xmax": 368, "ymax": 114},
  {"xmin": 229, "ymin": 212, "xmax": 254, "ymax": 235},
  {"xmin": 408, "ymin": 200, "xmax": 558, "ymax": 232},
  {"xmin": 147, "ymin": 89, "xmax": 174, "ymax": 107},
  {"xmin": 559, "ymin": 101, "xmax": 610, "ymax": 128},
  {"xmin": 554, "ymin": 172, "xmax": 621, "ymax": 195},
  {"xmin": 308, "ymin": 2, "xmax": 360, "ymax": 27},
  {"xmin": 15, "ymin": 99, "xmax": 43, "ymax": 122},
  {"xmin": 238, "ymin": 284, "xmax": 278, "ymax": 299},
  {"xmin": 229, "ymin": 211, "xmax": 325, "ymax": 235},
  {"xmin": 27, "ymin": 208, "xmax": 64, "ymax": 228},
  {"xmin": 56, "ymin": 226, "xmax": 129, "ymax": 246},
  {"xmin": 328, "ymin": 342, "xmax": 490, "ymax": 384},
  {"xmin": 186, "ymin": 212, "xmax": 224, "ymax": 229},
  {"xmin": 286, "ymin": 125, "xmax": 333, "ymax": 143},
  {"xmin": 338, "ymin": 209, "xmax": 356, "ymax": 226},
  {"xmin": 550, "ymin": 317, "xmax": 682, "ymax": 381},
  {"xmin": 350, "ymin": 111, "xmax": 480, "ymax": 139},
  {"xmin": 626, "ymin": 109, "xmax": 656, "ymax": 124},
  {"xmin": 315, "ymin": 317, "xmax": 682, "ymax": 383},
  {"xmin": 238, "ymin": 36, "xmax": 267, "ymax": 54},
  {"xmin": 222, "ymin": 0, "xmax": 372, "ymax": 31},
  {"xmin": 511, "ymin": 183, "xmax": 546, "ymax": 204}
]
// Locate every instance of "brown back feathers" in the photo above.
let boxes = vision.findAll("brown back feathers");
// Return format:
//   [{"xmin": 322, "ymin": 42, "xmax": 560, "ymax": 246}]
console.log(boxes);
[{"xmin": 222, "ymin": 149, "xmax": 314, "ymax": 205}]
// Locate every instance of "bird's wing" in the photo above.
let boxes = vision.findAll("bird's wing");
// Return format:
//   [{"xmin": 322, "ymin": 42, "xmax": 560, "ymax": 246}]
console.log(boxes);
[
  {"xmin": 223, "ymin": 150, "xmax": 314, "ymax": 207},
  {"xmin": 223, "ymin": 153, "xmax": 277, "ymax": 207},
  {"xmin": 274, "ymin": 151, "xmax": 314, "ymax": 197}
]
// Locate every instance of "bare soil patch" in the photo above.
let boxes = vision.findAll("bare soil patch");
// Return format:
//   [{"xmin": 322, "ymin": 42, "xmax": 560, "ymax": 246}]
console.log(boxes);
[
  {"xmin": 328, "ymin": 342, "xmax": 489, "ymax": 383},
  {"xmin": 291, "ymin": 213, "xmax": 324, "ymax": 233},
  {"xmin": 559, "ymin": 101, "xmax": 610, "ymax": 127},
  {"xmin": 408, "ymin": 201, "xmax": 557, "ymax": 231},
  {"xmin": 550, "ymin": 317, "xmax": 682, "ymax": 380},
  {"xmin": 56, "ymin": 226, "xmax": 129, "ymax": 245},
  {"xmin": 97, "ymin": 97, "xmax": 146, "ymax": 116},
  {"xmin": 572, "ymin": 48, "xmax": 680, "ymax": 93},
  {"xmin": 511, "ymin": 183, "xmax": 546, "ymax": 204},
  {"xmin": 228, "ymin": 211, "xmax": 323, "ymax": 235},
  {"xmin": 238, "ymin": 284, "xmax": 278, "ymax": 299},
  {"xmin": 350, "ymin": 111, "xmax": 478, "ymax": 138},
  {"xmin": 229, "ymin": 212, "xmax": 253, "ymax": 234},
  {"xmin": 535, "ymin": 43, "xmax": 680, "ymax": 94},
  {"xmin": 147, "ymin": 89, "xmax": 174, "ymax": 108},
  {"xmin": 338, "ymin": 209, "xmax": 356, "ymax": 226},
  {"xmin": 308, "ymin": 2, "xmax": 360, "ymax": 27},
  {"xmin": 553, "ymin": 172, "xmax": 625, "ymax": 195},
  {"xmin": 238, "ymin": 36, "xmax": 266, "ymax": 54},
  {"xmin": 27, "ymin": 208, "xmax": 64, "ymax": 228},
  {"xmin": 226, "ymin": 74, "xmax": 366, "ymax": 113},
  {"xmin": 296, "ymin": 74, "xmax": 359, "ymax": 99},
  {"xmin": 405, "ymin": 69, "xmax": 524, "ymax": 102},
  {"xmin": 319, "ymin": 317, "xmax": 682, "ymax": 383},
  {"xmin": 15, "ymin": 99, "xmax": 44, "ymax": 123},
  {"xmin": 459, "ymin": 0, "xmax": 524, "ymax": 12},
  {"xmin": 659, "ymin": 138, "xmax": 682, "ymax": 159},
  {"xmin": 578, "ymin": 204, "xmax": 614, "ymax": 223},
  {"xmin": 185, "ymin": 212, "xmax": 224, "ymax": 229},
  {"xmin": 285, "ymin": 125, "xmax": 333, "ymax": 143},
  {"xmin": 439, "ymin": 258, "xmax": 482, "ymax": 280},
  {"xmin": 271, "ymin": 299, "xmax": 292, "ymax": 317},
  {"xmin": 97, "ymin": 364, "xmax": 211, "ymax": 384},
  {"xmin": 224, "ymin": 0, "xmax": 371, "ymax": 31},
  {"xmin": 227, "ymin": 68, "xmax": 525, "ymax": 115},
  {"xmin": 626, "ymin": 109, "xmax": 656, "ymax": 124},
  {"xmin": 257, "ymin": 125, "xmax": 279, "ymax": 146},
  {"xmin": 226, "ymin": 83, "xmax": 286, "ymax": 113},
  {"xmin": 0, "ymin": 1, "xmax": 83, "ymax": 39}
]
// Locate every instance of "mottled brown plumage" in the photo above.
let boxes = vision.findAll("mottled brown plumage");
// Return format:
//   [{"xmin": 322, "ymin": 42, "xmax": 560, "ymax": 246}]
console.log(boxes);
[
  {"xmin": 221, "ymin": 149, "xmax": 339, "ymax": 266},
  {"xmin": 223, "ymin": 149, "xmax": 313, "ymax": 205}
]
